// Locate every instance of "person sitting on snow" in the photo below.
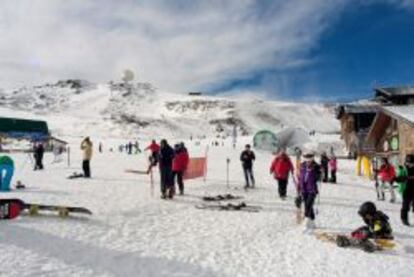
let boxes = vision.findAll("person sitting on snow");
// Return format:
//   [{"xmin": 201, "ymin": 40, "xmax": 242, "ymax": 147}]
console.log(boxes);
[{"xmin": 352, "ymin": 201, "xmax": 393, "ymax": 240}]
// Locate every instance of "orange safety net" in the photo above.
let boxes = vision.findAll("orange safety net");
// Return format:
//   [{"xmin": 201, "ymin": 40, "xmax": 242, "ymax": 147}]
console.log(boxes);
[{"xmin": 183, "ymin": 157, "xmax": 207, "ymax": 180}]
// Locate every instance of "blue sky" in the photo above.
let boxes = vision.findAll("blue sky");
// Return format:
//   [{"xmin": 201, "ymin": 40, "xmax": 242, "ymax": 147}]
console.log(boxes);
[{"xmin": 0, "ymin": 0, "xmax": 413, "ymax": 101}]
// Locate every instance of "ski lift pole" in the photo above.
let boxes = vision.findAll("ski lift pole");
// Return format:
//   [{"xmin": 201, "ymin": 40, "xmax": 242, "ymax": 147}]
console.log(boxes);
[
  {"xmin": 226, "ymin": 157, "xmax": 230, "ymax": 189},
  {"xmin": 67, "ymin": 146, "xmax": 70, "ymax": 167}
]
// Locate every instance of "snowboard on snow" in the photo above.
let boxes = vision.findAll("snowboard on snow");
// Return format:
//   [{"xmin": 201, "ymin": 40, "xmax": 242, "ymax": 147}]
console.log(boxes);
[
  {"xmin": 67, "ymin": 172, "xmax": 84, "ymax": 179},
  {"xmin": 315, "ymin": 232, "xmax": 397, "ymax": 253},
  {"xmin": 196, "ymin": 202, "xmax": 261, "ymax": 213},
  {"xmin": 125, "ymin": 169, "xmax": 149, "ymax": 175},
  {"xmin": 201, "ymin": 194, "xmax": 243, "ymax": 202},
  {"xmin": 0, "ymin": 199, "xmax": 92, "ymax": 220}
]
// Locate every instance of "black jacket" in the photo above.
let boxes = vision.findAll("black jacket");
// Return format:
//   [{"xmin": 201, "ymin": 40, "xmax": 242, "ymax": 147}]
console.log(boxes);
[
  {"xmin": 363, "ymin": 211, "xmax": 393, "ymax": 239},
  {"xmin": 159, "ymin": 144, "xmax": 174, "ymax": 167},
  {"xmin": 240, "ymin": 150, "xmax": 255, "ymax": 168}
]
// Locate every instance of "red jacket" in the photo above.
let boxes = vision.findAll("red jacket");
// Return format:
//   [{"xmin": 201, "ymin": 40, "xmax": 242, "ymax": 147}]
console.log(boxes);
[
  {"xmin": 378, "ymin": 164, "xmax": 395, "ymax": 182},
  {"xmin": 270, "ymin": 154, "xmax": 293, "ymax": 180},
  {"xmin": 145, "ymin": 142, "xmax": 160, "ymax": 153},
  {"xmin": 172, "ymin": 151, "xmax": 189, "ymax": 172}
]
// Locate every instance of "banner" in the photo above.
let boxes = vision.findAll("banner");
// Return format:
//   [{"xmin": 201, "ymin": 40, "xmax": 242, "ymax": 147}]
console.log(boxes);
[{"xmin": 183, "ymin": 157, "xmax": 207, "ymax": 180}]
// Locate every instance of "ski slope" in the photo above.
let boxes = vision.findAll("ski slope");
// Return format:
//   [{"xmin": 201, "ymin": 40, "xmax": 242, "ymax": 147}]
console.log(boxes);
[{"xmin": 1, "ymin": 137, "xmax": 413, "ymax": 277}]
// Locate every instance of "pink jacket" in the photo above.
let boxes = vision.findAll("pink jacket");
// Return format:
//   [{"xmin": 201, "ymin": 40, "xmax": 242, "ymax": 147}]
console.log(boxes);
[{"xmin": 328, "ymin": 158, "xmax": 337, "ymax": 171}]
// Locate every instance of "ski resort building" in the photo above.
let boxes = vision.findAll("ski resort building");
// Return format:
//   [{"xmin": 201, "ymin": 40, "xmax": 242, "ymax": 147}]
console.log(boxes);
[
  {"xmin": 374, "ymin": 86, "xmax": 414, "ymax": 105},
  {"xmin": 366, "ymin": 105, "xmax": 414, "ymax": 165},
  {"xmin": 0, "ymin": 117, "xmax": 49, "ymax": 141},
  {"xmin": 335, "ymin": 104, "xmax": 379, "ymax": 158}
]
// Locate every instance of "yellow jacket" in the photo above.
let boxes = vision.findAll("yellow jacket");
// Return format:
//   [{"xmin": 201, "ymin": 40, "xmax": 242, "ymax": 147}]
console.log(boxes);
[{"xmin": 81, "ymin": 140, "xmax": 93, "ymax": 161}]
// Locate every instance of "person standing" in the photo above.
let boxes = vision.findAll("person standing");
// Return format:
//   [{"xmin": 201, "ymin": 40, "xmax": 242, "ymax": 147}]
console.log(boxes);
[
  {"xmin": 320, "ymin": 152, "xmax": 329, "ymax": 182},
  {"xmin": 145, "ymin": 140, "xmax": 160, "ymax": 174},
  {"xmin": 270, "ymin": 150, "xmax": 294, "ymax": 199},
  {"xmin": 328, "ymin": 156, "xmax": 337, "ymax": 183},
  {"xmin": 172, "ymin": 143, "xmax": 189, "ymax": 195},
  {"xmin": 298, "ymin": 152, "xmax": 321, "ymax": 230},
  {"xmin": 33, "ymin": 142, "xmax": 44, "ymax": 170},
  {"xmin": 377, "ymin": 157, "xmax": 396, "ymax": 202},
  {"xmin": 240, "ymin": 144, "xmax": 256, "ymax": 189},
  {"xmin": 395, "ymin": 155, "xmax": 414, "ymax": 226},
  {"xmin": 0, "ymin": 155, "xmax": 14, "ymax": 191},
  {"xmin": 81, "ymin": 137, "xmax": 93, "ymax": 178},
  {"xmin": 158, "ymin": 139, "xmax": 175, "ymax": 199}
]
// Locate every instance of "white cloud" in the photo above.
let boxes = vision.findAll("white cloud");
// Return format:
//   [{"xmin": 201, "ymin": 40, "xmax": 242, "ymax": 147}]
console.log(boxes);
[{"xmin": 0, "ymin": 0, "xmax": 408, "ymax": 93}]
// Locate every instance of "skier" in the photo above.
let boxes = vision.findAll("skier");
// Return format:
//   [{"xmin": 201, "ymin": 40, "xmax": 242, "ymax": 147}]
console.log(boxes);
[
  {"xmin": 145, "ymin": 140, "xmax": 160, "ymax": 174},
  {"xmin": 52, "ymin": 145, "xmax": 63, "ymax": 163},
  {"xmin": 134, "ymin": 141, "xmax": 141, "ymax": 154},
  {"xmin": 99, "ymin": 142, "xmax": 103, "ymax": 153},
  {"xmin": 128, "ymin": 142, "xmax": 133, "ymax": 155},
  {"xmin": 377, "ymin": 157, "xmax": 396, "ymax": 202},
  {"xmin": 328, "ymin": 155, "xmax": 337, "ymax": 183},
  {"xmin": 298, "ymin": 152, "xmax": 321, "ymax": 230},
  {"xmin": 395, "ymin": 154, "xmax": 414, "ymax": 226},
  {"xmin": 270, "ymin": 149, "xmax": 294, "ymax": 199},
  {"xmin": 80, "ymin": 137, "xmax": 93, "ymax": 178},
  {"xmin": 353, "ymin": 201, "xmax": 393, "ymax": 240},
  {"xmin": 0, "ymin": 155, "xmax": 14, "ymax": 191},
  {"xmin": 172, "ymin": 143, "xmax": 189, "ymax": 195},
  {"xmin": 320, "ymin": 152, "xmax": 329, "ymax": 182},
  {"xmin": 240, "ymin": 144, "xmax": 255, "ymax": 189},
  {"xmin": 33, "ymin": 142, "xmax": 45, "ymax": 170},
  {"xmin": 158, "ymin": 139, "xmax": 175, "ymax": 199}
]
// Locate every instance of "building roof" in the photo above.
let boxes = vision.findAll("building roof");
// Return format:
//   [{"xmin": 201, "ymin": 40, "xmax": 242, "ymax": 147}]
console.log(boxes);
[
  {"xmin": 375, "ymin": 87, "xmax": 414, "ymax": 97},
  {"xmin": 0, "ymin": 117, "xmax": 49, "ymax": 140},
  {"xmin": 382, "ymin": 105, "xmax": 414, "ymax": 126},
  {"xmin": 335, "ymin": 104, "xmax": 379, "ymax": 119}
]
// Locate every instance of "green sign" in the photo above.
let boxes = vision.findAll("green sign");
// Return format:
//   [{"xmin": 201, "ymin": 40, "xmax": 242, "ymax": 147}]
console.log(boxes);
[{"xmin": 390, "ymin": 136, "xmax": 399, "ymax": 151}]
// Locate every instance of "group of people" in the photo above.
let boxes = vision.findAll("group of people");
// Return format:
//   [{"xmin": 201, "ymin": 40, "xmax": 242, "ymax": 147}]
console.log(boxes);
[
  {"xmin": 145, "ymin": 139, "xmax": 189, "ymax": 199},
  {"xmin": 118, "ymin": 141, "xmax": 141, "ymax": 155},
  {"xmin": 373, "ymin": 156, "xmax": 414, "ymax": 226}
]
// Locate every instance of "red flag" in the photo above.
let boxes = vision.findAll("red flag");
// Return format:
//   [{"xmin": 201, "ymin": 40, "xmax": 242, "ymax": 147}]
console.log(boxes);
[{"xmin": 183, "ymin": 157, "xmax": 207, "ymax": 180}]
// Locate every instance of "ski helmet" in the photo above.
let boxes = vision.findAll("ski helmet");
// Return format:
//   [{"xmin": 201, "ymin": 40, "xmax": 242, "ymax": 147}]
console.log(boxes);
[{"xmin": 358, "ymin": 201, "xmax": 377, "ymax": 217}]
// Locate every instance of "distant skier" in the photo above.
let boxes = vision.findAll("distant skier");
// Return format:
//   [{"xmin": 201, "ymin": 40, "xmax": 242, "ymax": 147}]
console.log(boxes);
[
  {"xmin": 320, "ymin": 152, "xmax": 329, "ymax": 182},
  {"xmin": 99, "ymin": 142, "xmax": 103, "ymax": 153},
  {"xmin": 134, "ymin": 141, "xmax": 141, "ymax": 154},
  {"xmin": 377, "ymin": 158, "xmax": 396, "ymax": 202},
  {"xmin": 395, "ymin": 154, "xmax": 414, "ymax": 226},
  {"xmin": 270, "ymin": 150, "xmax": 294, "ymax": 199},
  {"xmin": 33, "ymin": 142, "xmax": 45, "ymax": 170},
  {"xmin": 81, "ymin": 137, "xmax": 93, "ymax": 178},
  {"xmin": 158, "ymin": 139, "xmax": 175, "ymax": 199},
  {"xmin": 145, "ymin": 140, "xmax": 160, "ymax": 174},
  {"xmin": 328, "ymin": 155, "xmax": 337, "ymax": 183},
  {"xmin": 128, "ymin": 142, "xmax": 133, "ymax": 155},
  {"xmin": 0, "ymin": 155, "xmax": 14, "ymax": 191},
  {"xmin": 298, "ymin": 152, "xmax": 321, "ymax": 230},
  {"xmin": 172, "ymin": 143, "xmax": 189, "ymax": 195},
  {"xmin": 240, "ymin": 144, "xmax": 255, "ymax": 189}
]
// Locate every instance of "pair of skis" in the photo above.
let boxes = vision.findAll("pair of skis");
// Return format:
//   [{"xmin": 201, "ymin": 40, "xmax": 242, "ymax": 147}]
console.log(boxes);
[{"xmin": 0, "ymin": 199, "xmax": 92, "ymax": 220}]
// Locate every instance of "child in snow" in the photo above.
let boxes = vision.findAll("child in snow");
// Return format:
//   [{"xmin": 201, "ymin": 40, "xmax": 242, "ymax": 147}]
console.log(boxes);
[
  {"xmin": 377, "ymin": 158, "xmax": 396, "ymax": 202},
  {"xmin": 352, "ymin": 201, "xmax": 393, "ymax": 240},
  {"xmin": 298, "ymin": 152, "xmax": 321, "ymax": 229},
  {"xmin": 328, "ymin": 156, "xmax": 337, "ymax": 183}
]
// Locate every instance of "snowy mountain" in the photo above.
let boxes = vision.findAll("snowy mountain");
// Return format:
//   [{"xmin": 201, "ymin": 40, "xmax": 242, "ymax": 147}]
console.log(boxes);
[{"xmin": 0, "ymin": 80, "xmax": 340, "ymax": 139}]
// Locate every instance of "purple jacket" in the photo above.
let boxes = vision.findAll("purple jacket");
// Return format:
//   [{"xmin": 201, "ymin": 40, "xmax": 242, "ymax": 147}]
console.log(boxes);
[{"xmin": 299, "ymin": 161, "xmax": 321, "ymax": 194}]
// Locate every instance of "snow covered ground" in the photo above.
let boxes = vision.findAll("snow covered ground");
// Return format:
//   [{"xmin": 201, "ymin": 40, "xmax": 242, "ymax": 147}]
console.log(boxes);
[{"xmin": 1, "ymin": 137, "xmax": 414, "ymax": 277}]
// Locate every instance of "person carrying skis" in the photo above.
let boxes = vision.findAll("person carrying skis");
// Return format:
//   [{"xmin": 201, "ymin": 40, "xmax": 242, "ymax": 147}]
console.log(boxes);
[
  {"xmin": 352, "ymin": 201, "xmax": 393, "ymax": 240},
  {"xmin": 80, "ymin": 137, "xmax": 93, "ymax": 178},
  {"xmin": 158, "ymin": 139, "xmax": 175, "ymax": 199},
  {"xmin": 377, "ymin": 157, "xmax": 396, "ymax": 202},
  {"xmin": 0, "ymin": 155, "xmax": 14, "ymax": 191},
  {"xmin": 298, "ymin": 152, "xmax": 321, "ymax": 229},
  {"xmin": 320, "ymin": 152, "xmax": 329, "ymax": 182},
  {"xmin": 172, "ymin": 143, "xmax": 189, "ymax": 195},
  {"xmin": 145, "ymin": 140, "xmax": 160, "ymax": 174},
  {"xmin": 395, "ymin": 154, "xmax": 414, "ymax": 226},
  {"xmin": 328, "ymin": 155, "xmax": 337, "ymax": 183},
  {"xmin": 240, "ymin": 144, "xmax": 256, "ymax": 189},
  {"xmin": 270, "ymin": 149, "xmax": 294, "ymax": 199}
]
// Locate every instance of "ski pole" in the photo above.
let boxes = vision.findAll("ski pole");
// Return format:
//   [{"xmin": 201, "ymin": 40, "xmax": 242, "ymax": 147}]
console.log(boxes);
[{"xmin": 226, "ymin": 157, "xmax": 230, "ymax": 189}]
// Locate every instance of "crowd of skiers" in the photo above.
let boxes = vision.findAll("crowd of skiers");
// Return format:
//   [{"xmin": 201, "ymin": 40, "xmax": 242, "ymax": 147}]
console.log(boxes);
[
  {"xmin": 117, "ymin": 141, "xmax": 141, "ymax": 155},
  {"xmin": 145, "ymin": 139, "xmax": 189, "ymax": 199}
]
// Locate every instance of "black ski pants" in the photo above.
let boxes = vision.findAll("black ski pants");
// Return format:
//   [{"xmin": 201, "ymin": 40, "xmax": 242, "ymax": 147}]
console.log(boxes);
[
  {"xmin": 401, "ymin": 188, "xmax": 414, "ymax": 223},
  {"xmin": 82, "ymin": 160, "xmax": 91, "ymax": 178},
  {"xmin": 330, "ymin": 170, "xmax": 336, "ymax": 183},
  {"xmin": 243, "ymin": 167, "xmax": 255, "ymax": 187},
  {"xmin": 173, "ymin": 171, "xmax": 184, "ymax": 194},
  {"xmin": 303, "ymin": 193, "xmax": 316, "ymax": 220},
  {"xmin": 322, "ymin": 166, "xmax": 328, "ymax": 182},
  {"xmin": 277, "ymin": 178, "xmax": 288, "ymax": 197},
  {"xmin": 160, "ymin": 166, "xmax": 173, "ymax": 196}
]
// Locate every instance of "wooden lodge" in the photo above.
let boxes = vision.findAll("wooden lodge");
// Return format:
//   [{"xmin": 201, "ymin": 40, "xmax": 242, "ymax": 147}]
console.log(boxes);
[
  {"xmin": 335, "ymin": 104, "xmax": 379, "ymax": 157},
  {"xmin": 374, "ymin": 86, "xmax": 414, "ymax": 105},
  {"xmin": 366, "ymin": 105, "xmax": 414, "ymax": 165}
]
